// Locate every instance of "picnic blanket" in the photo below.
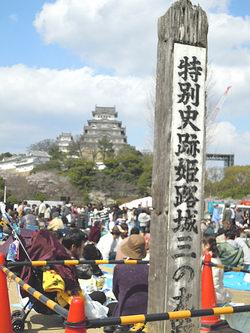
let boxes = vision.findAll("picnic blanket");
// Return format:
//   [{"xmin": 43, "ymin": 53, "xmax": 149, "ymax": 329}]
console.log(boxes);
[{"xmin": 224, "ymin": 268, "xmax": 250, "ymax": 291}]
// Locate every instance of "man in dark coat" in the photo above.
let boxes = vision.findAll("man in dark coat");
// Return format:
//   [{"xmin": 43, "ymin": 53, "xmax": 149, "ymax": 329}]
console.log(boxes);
[{"xmin": 112, "ymin": 235, "xmax": 148, "ymax": 317}]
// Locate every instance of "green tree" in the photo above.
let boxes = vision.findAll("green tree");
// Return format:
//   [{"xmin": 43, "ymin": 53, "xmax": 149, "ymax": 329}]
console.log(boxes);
[
  {"xmin": 219, "ymin": 166, "xmax": 250, "ymax": 198},
  {"xmin": 98, "ymin": 136, "xmax": 114, "ymax": 161},
  {"xmin": 67, "ymin": 160, "xmax": 95, "ymax": 190},
  {"xmin": 0, "ymin": 176, "xmax": 5, "ymax": 201},
  {"xmin": 0, "ymin": 176, "xmax": 5, "ymax": 189},
  {"xmin": 33, "ymin": 192, "xmax": 47, "ymax": 201},
  {"xmin": 48, "ymin": 144, "xmax": 62, "ymax": 160},
  {"xmin": 0, "ymin": 152, "xmax": 13, "ymax": 161},
  {"xmin": 137, "ymin": 153, "xmax": 153, "ymax": 195},
  {"xmin": 104, "ymin": 145, "xmax": 143, "ymax": 182},
  {"xmin": 7, "ymin": 195, "xmax": 18, "ymax": 205},
  {"xmin": 205, "ymin": 166, "xmax": 250, "ymax": 199}
]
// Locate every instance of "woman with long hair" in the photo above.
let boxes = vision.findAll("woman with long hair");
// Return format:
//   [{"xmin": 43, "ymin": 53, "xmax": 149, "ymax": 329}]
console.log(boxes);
[{"xmin": 202, "ymin": 236, "xmax": 231, "ymax": 305}]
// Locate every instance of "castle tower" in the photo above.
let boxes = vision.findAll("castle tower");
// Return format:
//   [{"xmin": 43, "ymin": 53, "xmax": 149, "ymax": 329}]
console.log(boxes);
[{"xmin": 82, "ymin": 106, "xmax": 127, "ymax": 157}]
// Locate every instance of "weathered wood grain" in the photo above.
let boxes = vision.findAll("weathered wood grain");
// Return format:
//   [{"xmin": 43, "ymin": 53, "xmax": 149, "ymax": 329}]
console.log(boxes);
[{"xmin": 148, "ymin": 1, "xmax": 208, "ymax": 332}]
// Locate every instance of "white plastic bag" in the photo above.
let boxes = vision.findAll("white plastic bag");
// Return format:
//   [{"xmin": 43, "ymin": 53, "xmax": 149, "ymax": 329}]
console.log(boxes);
[{"xmin": 84, "ymin": 292, "xmax": 108, "ymax": 319}]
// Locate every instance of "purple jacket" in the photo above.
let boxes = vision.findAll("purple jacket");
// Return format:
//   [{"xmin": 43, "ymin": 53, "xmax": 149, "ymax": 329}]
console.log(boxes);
[{"xmin": 112, "ymin": 264, "xmax": 148, "ymax": 317}]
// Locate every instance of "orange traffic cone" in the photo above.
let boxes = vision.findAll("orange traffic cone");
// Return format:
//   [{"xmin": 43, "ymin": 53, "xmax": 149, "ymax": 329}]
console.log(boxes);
[
  {"xmin": 65, "ymin": 296, "xmax": 86, "ymax": 333},
  {"xmin": 0, "ymin": 253, "xmax": 13, "ymax": 333},
  {"xmin": 200, "ymin": 252, "xmax": 227, "ymax": 332}
]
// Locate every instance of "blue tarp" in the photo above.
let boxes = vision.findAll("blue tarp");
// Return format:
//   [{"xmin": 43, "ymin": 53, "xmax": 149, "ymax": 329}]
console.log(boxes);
[
  {"xmin": 224, "ymin": 270, "xmax": 250, "ymax": 291},
  {"xmin": 102, "ymin": 264, "xmax": 114, "ymax": 290}
]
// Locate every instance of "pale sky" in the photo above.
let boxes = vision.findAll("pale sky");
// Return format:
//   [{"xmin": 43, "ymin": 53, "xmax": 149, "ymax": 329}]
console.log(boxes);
[{"xmin": 0, "ymin": 0, "xmax": 250, "ymax": 164}]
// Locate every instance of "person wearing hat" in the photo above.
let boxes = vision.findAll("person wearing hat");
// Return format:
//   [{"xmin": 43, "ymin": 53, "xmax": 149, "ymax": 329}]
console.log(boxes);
[
  {"xmin": 138, "ymin": 210, "xmax": 150, "ymax": 233},
  {"xmin": 112, "ymin": 234, "xmax": 148, "ymax": 319},
  {"xmin": 115, "ymin": 226, "xmax": 139, "ymax": 260},
  {"xmin": 97, "ymin": 226, "xmax": 122, "ymax": 260}
]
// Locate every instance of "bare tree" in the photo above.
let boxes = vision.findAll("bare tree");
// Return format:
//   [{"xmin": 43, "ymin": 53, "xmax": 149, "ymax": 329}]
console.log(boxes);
[{"xmin": 28, "ymin": 139, "xmax": 55, "ymax": 153}]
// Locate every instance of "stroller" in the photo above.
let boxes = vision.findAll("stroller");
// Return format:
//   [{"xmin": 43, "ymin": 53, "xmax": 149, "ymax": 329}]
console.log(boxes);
[{"xmin": 6, "ymin": 229, "xmax": 81, "ymax": 333}]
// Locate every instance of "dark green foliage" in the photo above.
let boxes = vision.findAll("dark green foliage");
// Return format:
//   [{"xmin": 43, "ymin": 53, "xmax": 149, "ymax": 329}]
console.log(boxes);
[
  {"xmin": 138, "ymin": 154, "xmax": 153, "ymax": 195},
  {"xmin": 0, "ymin": 176, "xmax": 5, "ymax": 201},
  {"xmin": 33, "ymin": 192, "xmax": 47, "ymax": 201},
  {"xmin": 7, "ymin": 195, "xmax": 18, "ymax": 205},
  {"xmin": 0, "ymin": 189, "xmax": 4, "ymax": 201},
  {"xmin": 104, "ymin": 145, "xmax": 144, "ymax": 182},
  {"xmin": 0, "ymin": 152, "xmax": 12, "ymax": 161},
  {"xmin": 63, "ymin": 145, "xmax": 152, "ymax": 199},
  {"xmin": 67, "ymin": 160, "xmax": 95, "ymax": 190},
  {"xmin": 0, "ymin": 176, "xmax": 5, "ymax": 189}
]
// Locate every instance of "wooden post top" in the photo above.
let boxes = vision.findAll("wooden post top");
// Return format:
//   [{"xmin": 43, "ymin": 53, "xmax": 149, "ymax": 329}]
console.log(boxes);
[{"xmin": 158, "ymin": 0, "xmax": 208, "ymax": 48}]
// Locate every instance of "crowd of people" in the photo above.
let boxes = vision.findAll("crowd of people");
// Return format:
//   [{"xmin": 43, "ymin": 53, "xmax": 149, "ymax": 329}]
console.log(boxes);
[
  {"xmin": 201, "ymin": 203, "xmax": 250, "ymax": 311},
  {"xmin": 0, "ymin": 200, "xmax": 151, "ymax": 333},
  {"xmin": 2, "ymin": 199, "xmax": 250, "ymax": 332}
]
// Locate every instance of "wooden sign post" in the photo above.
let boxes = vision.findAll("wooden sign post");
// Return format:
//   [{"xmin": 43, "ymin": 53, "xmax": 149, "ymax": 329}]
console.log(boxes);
[{"xmin": 148, "ymin": 1, "xmax": 208, "ymax": 332}]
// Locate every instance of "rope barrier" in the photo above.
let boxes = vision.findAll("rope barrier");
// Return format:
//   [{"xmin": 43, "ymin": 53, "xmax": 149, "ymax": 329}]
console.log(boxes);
[
  {"xmin": 0, "ymin": 265, "xmax": 69, "ymax": 319},
  {"xmin": 7, "ymin": 259, "xmax": 149, "ymax": 267},
  {"xmin": 203, "ymin": 261, "xmax": 250, "ymax": 274},
  {"xmin": 2, "ymin": 260, "xmax": 250, "ymax": 329},
  {"xmin": 85, "ymin": 304, "xmax": 250, "ymax": 328}
]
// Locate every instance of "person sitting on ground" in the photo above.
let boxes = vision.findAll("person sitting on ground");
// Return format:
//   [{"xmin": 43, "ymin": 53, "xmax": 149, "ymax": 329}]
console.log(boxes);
[
  {"xmin": 110, "ymin": 234, "xmax": 149, "ymax": 333},
  {"xmin": 21, "ymin": 230, "xmax": 108, "ymax": 319},
  {"xmin": 234, "ymin": 230, "xmax": 250, "ymax": 266},
  {"xmin": 19, "ymin": 229, "xmax": 82, "ymax": 314},
  {"xmin": 202, "ymin": 236, "xmax": 231, "ymax": 305},
  {"xmin": 217, "ymin": 229, "xmax": 244, "ymax": 267},
  {"xmin": 20, "ymin": 208, "xmax": 39, "ymax": 231},
  {"xmin": 80, "ymin": 243, "xmax": 107, "ymax": 302},
  {"xmin": 62, "ymin": 229, "xmax": 109, "ymax": 317},
  {"xmin": 115, "ymin": 226, "xmax": 139, "ymax": 260},
  {"xmin": 47, "ymin": 213, "xmax": 66, "ymax": 242},
  {"xmin": 47, "ymin": 212, "xmax": 64, "ymax": 231},
  {"xmin": 119, "ymin": 222, "xmax": 129, "ymax": 239},
  {"xmin": 62, "ymin": 229, "xmax": 93, "ymax": 280},
  {"xmin": 83, "ymin": 243, "xmax": 104, "ymax": 277}
]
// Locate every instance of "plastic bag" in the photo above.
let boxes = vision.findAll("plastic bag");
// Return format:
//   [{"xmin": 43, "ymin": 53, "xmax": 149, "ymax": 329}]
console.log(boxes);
[{"xmin": 84, "ymin": 292, "xmax": 108, "ymax": 319}]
